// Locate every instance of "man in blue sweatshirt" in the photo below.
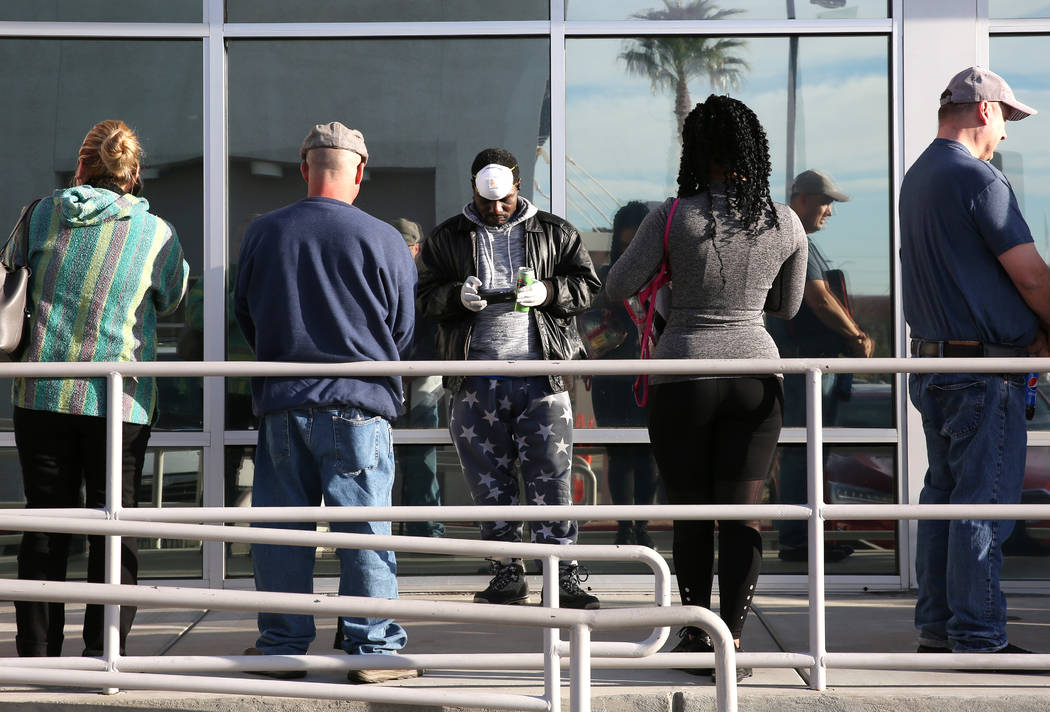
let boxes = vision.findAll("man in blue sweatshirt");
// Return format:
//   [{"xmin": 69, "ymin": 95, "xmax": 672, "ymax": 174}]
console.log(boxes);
[{"xmin": 234, "ymin": 122, "xmax": 418, "ymax": 684}]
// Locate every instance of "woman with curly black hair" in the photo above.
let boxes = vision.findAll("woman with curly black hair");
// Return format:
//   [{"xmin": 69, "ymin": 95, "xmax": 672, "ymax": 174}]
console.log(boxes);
[{"xmin": 606, "ymin": 94, "xmax": 808, "ymax": 681}]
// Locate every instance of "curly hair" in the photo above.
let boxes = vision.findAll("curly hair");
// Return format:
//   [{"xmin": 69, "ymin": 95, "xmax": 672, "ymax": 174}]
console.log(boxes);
[{"xmin": 676, "ymin": 95, "xmax": 778, "ymax": 233}]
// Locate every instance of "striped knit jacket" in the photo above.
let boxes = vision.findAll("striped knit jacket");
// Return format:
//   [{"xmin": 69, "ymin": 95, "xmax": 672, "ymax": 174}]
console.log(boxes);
[{"xmin": 1, "ymin": 186, "xmax": 189, "ymax": 424}]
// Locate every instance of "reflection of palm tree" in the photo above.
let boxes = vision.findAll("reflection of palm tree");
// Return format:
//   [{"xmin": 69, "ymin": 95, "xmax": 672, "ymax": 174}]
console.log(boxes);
[{"xmin": 620, "ymin": 0, "xmax": 749, "ymax": 142}]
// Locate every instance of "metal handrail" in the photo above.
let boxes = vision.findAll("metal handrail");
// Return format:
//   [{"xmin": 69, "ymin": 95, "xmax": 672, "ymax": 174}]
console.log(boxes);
[{"xmin": 2, "ymin": 355, "xmax": 1047, "ymax": 709}]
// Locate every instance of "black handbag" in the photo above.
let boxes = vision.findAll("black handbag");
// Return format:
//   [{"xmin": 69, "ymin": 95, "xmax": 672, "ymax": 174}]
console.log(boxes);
[{"xmin": 0, "ymin": 199, "xmax": 40, "ymax": 361}]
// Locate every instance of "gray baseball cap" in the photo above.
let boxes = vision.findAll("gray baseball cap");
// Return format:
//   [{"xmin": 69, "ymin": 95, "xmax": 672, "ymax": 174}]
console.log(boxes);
[
  {"xmin": 939, "ymin": 66, "xmax": 1037, "ymax": 121},
  {"xmin": 300, "ymin": 121, "xmax": 369, "ymax": 163},
  {"xmin": 389, "ymin": 217, "xmax": 423, "ymax": 246},
  {"xmin": 791, "ymin": 169, "xmax": 850, "ymax": 202}
]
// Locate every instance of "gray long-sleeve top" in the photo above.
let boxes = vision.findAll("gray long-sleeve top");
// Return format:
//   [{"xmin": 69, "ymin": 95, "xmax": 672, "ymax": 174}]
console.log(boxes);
[{"xmin": 605, "ymin": 187, "xmax": 807, "ymax": 384}]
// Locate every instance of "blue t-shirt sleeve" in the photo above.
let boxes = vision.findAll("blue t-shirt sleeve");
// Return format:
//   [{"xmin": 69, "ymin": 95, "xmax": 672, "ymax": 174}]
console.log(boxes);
[
  {"xmin": 973, "ymin": 176, "xmax": 1034, "ymax": 257},
  {"xmin": 805, "ymin": 239, "xmax": 828, "ymax": 282}
]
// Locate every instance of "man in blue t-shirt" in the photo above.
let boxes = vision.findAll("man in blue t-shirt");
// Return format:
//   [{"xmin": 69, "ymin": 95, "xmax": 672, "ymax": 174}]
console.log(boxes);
[
  {"xmin": 234, "ymin": 122, "xmax": 419, "ymax": 684},
  {"xmin": 901, "ymin": 67, "xmax": 1050, "ymax": 666},
  {"xmin": 771, "ymin": 169, "xmax": 873, "ymax": 564}
]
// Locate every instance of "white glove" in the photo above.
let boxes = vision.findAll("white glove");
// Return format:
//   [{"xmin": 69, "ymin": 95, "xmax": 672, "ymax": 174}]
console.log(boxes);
[
  {"xmin": 515, "ymin": 280, "xmax": 548, "ymax": 308},
  {"xmin": 460, "ymin": 275, "xmax": 487, "ymax": 312}
]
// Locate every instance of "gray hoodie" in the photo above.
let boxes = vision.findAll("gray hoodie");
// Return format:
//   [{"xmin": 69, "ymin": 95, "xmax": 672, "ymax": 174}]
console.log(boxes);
[{"xmin": 464, "ymin": 196, "xmax": 542, "ymax": 361}]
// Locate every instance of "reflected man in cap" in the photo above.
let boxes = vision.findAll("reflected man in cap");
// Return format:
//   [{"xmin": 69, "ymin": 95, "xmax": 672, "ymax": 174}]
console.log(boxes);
[
  {"xmin": 417, "ymin": 147, "xmax": 601, "ymax": 608},
  {"xmin": 902, "ymin": 67, "xmax": 1050, "ymax": 662},
  {"xmin": 234, "ymin": 122, "xmax": 420, "ymax": 683},
  {"xmin": 770, "ymin": 169, "xmax": 872, "ymax": 564},
  {"xmin": 389, "ymin": 217, "xmax": 447, "ymax": 538}
]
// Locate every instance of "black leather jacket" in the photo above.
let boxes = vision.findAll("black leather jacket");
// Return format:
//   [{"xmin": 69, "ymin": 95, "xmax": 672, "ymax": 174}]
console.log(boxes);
[{"xmin": 417, "ymin": 207, "xmax": 600, "ymax": 394}]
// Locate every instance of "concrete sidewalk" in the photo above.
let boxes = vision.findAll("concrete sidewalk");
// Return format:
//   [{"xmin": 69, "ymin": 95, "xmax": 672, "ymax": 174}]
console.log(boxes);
[{"xmin": 1, "ymin": 589, "xmax": 1049, "ymax": 711}]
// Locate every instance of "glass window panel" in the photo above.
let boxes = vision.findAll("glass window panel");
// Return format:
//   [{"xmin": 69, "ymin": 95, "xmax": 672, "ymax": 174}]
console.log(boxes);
[
  {"xmin": 1003, "ymin": 446, "xmax": 1050, "ymax": 577},
  {"xmin": 0, "ymin": 448, "xmax": 203, "ymax": 581},
  {"xmin": 226, "ymin": 37, "xmax": 551, "ymax": 429},
  {"xmin": 772, "ymin": 444, "xmax": 897, "ymax": 575},
  {"xmin": 0, "ymin": 0, "xmax": 200, "ymax": 22},
  {"xmin": 227, "ymin": 0, "xmax": 548, "ymax": 23},
  {"xmin": 565, "ymin": 0, "xmax": 889, "ymax": 22},
  {"xmin": 0, "ymin": 39, "xmax": 203, "ymax": 432},
  {"xmin": 567, "ymin": 34, "xmax": 893, "ymax": 428},
  {"xmin": 137, "ymin": 448, "xmax": 203, "ymax": 579},
  {"xmin": 990, "ymin": 1, "xmax": 1050, "ymax": 18},
  {"xmin": 991, "ymin": 37, "xmax": 1050, "ymax": 431}
]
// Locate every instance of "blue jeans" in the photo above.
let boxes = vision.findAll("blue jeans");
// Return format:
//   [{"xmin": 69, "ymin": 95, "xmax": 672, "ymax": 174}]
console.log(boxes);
[
  {"xmin": 909, "ymin": 373, "xmax": 1026, "ymax": 652},
  {"xmin": 398, "ymin": 376, "xmax": 444, "ymax": 537},
  {"xmin": 251, "ymin": 407, "xmax": 407, "ymax": 655}
]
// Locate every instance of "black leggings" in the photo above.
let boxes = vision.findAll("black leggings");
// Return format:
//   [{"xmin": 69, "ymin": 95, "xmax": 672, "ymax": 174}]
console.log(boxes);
[{"xmin": 647, "ymin": 377, "xmax": 782, "ymax": 638}]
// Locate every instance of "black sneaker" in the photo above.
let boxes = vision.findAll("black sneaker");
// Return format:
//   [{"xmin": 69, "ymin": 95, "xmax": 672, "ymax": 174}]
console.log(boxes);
[
  {"xmin": 670, "ymin": 626, "xmax": 713, "ymax": 677},
  {"xmin": 711, "ymin": 642, "xmax": 752, "ymax": 683},
  {"xmin": 634, "ymin": 523, "xmax": 656, "ymax": 549},
  {"xmin": 474, "ymin": 561, "xmax": 529, "ymax": 605},
  {"xmin": 243, "ymin": 647, "xmax": 307, "ymax": 680},
  {"xmin": 554, "ymin": 564, "xmax": 600, "ymax": 609},
  {"xmin": 969, "ymin": 643, "xmax": 1047, "ymax": 675},
  {"xmin": 614, "ymin": 523, "xmax": 637, "ymax": 546}
]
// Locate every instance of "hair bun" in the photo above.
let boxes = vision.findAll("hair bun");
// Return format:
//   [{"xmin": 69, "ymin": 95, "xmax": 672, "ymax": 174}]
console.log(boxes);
[{"xmin": 78, "ymin": 120, "xmax": 142, "ymax": 192}]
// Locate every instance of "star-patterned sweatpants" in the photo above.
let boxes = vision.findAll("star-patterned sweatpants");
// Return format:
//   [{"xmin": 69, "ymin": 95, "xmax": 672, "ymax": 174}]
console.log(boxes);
[{"xmin": 449, "ymin": 375, "xmax": 577, "ymax": 546}]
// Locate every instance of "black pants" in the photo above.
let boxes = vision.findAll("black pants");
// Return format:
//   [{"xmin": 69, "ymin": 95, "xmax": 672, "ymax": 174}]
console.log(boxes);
[
  {"xmin": 647, "ymin": 377, "xmax": 782, "ymax": 638},
  {"xmin": 13, "ymin": 407, "xmax": 151, "ymax": 656}
]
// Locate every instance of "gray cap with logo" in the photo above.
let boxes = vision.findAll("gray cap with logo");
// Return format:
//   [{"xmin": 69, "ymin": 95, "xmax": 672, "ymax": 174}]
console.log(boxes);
[
  {"xmin": 300, "ymin": 121, "xmax": 369, "ymax": 164},
  {"xmin": 939, "ymin": 66, "xmax": 1037, "ymax": 121}
]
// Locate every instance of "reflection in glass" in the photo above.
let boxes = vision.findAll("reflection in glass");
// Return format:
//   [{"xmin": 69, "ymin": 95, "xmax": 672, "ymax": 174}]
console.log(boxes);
[
  {"xmin": 0, "ymin": 0, "xmax": 200, "ymax": 22},
  {"xmin": 991, "ymin": 37, "xmax": 1050, "ymax": 432},
  {"xmin": 565, "ymin": 0, "xmax": 889, "ymax": 22},
  {"xmin": 1002, "ymin": 447, "xmax": 1050, "ymax": 576},
  {"xmin": 567, "ymin": 34, "xmax": 892, "ymax": 428},
  {"xmin": 0, "ymin": 448, "xmax": 203, "ymax": 581},
  {"xmin": 989, "ymin": 1, "xmax": 1050, "ymax": 18},
  {"xmin": 0, "ymin": 39, "xmax": 203, "ymax": 432},
  {"xmin": 772, "ymin": 444, "xmax": 897, "ymax": 575},
  {"xmin": 137, "ymin": 448, "xmax": 204, "ymax": 579},
  {"xmin": 225, "ymin": 37, "xmax": 550, "ymax": 428},
  {"xmin": 227, "ymin": 0, "xmax": 548, "ymax": 22}
]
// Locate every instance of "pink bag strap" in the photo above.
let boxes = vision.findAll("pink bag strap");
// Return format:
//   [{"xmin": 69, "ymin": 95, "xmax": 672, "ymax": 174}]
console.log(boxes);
[
  {"xmin": 638, "ymin": 198, "xmax": 678, "ymax": 358},
  {"xmin": 632, "ymin": 198, "xmax": 679, "ymax": 406}
]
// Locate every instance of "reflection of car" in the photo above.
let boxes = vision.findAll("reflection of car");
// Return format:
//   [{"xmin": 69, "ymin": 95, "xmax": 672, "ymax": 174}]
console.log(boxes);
[{"xmin": 823, "ymin": 381, "xmax": 1050, "ymax": 544}]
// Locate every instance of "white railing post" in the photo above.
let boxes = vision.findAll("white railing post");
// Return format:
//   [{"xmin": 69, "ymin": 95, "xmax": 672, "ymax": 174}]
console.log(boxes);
[
  {"xmin": 543, "ymin": 553, "xmax": 561, "ymax": 712},
  {"xmin": 103, "ymin": 371, "xmax": 124, "ymax": 692},
  {"xmin": 569, "ymin": 623, "xmax": 591, "ymax": 712},
  {"xmin": 806, "ymin": 367, "xmax": 827, "ymax": 690}
]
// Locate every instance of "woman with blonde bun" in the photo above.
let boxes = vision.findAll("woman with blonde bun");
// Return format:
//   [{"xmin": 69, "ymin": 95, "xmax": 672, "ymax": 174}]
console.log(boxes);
[{"xmin": 2, "ymin": 120, "xmax": 189, "ymax": 657}]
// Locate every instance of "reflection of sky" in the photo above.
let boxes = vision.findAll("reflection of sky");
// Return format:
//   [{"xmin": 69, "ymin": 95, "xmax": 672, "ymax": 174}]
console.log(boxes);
[
  {"xmin": 565, "ymin": 0, "xmax": 886, "ymax": 21},
  {"xmin": 564, "ymin": 34, "xmax": 890, "ymax": 295},
  {"xmin": 992, "ymin": 37, "xmax": 1050, "ymax": 260},
  {"xmin": 989, "ymin": 1, "xmax": 1050, "ymax": 18}
]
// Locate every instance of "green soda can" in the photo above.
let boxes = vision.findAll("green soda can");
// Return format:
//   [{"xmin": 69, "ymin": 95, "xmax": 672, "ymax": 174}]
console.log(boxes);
[{"xmin": 514, "ymin": 266, "xmax": 535, "ymax": 313}]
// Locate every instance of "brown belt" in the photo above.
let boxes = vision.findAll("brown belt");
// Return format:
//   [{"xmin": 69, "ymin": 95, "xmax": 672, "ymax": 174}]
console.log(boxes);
[{"xmin": 910, "ymin": 339, "xmax": 1027, "ymax": 358}]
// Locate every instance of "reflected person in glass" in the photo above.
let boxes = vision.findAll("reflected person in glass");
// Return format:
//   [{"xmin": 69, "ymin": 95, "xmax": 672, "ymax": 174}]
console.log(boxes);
[
  {"xmin": 5, "ymin": 120, "xmax": 189, "ymax": 657},
  {"xmin": 585, "ymin": 201, "xmax": 662, "ymax": 547},
  {"xmin": 606, "ymin": 95, "xmax": 808, "ymax": 682},
  {"xmin": 390, "ymin": 217, "xmax": 446, "ymax": 538},
  {"xmin": 766, "ymin": 169, "xmax": 871, "ymax": 564}
]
